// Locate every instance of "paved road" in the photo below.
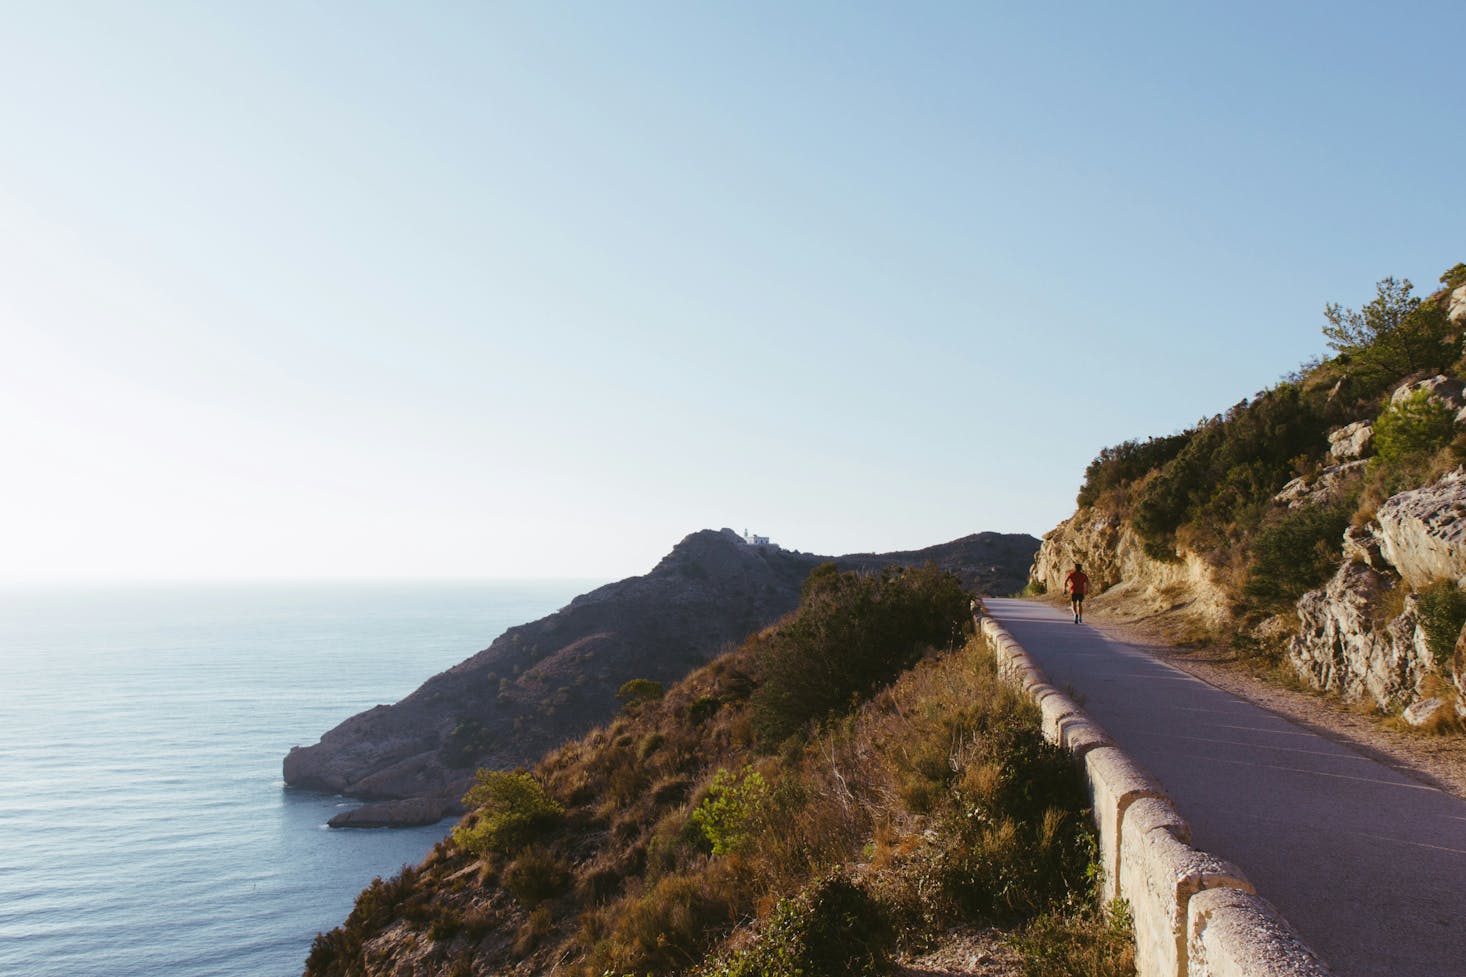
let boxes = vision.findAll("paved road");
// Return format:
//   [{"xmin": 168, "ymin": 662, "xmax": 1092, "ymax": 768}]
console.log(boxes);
[{"xmin": 984, "ymin": 598, "xmax": 1466, "ymax": 977}]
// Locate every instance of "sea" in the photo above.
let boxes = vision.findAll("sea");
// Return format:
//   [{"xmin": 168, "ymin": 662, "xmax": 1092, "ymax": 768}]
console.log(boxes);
[{"xmin": 0, "ymin": 580, "xmax": 597, "ymax": 977}]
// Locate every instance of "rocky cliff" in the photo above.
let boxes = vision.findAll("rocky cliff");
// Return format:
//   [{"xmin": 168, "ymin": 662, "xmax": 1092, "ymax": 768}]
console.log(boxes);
[
  {"xmin": 1032, "ymin": 270, "xmax": 1466, "ymax": 723},
  {"xmin": 285, "ymin": 528, "xmax": 1039, "ymax": 825},
  {"xmin": 1030, "ymin": 507, "xmax": 1235, "ymax": 630}
]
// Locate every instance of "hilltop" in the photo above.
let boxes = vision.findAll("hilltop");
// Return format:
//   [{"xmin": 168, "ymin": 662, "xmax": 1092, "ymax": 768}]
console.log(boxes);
[
  {"xmin": 285, "ymin": 529, "xmax": 1039, "ymax": 826},
  {"xmin": 1031, "ymin": 263, "xmax": 1466, "ymax": 727}
]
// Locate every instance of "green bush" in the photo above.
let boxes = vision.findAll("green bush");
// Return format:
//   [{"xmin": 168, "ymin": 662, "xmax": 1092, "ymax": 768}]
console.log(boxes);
[
  {"xmin": 617, "ymin": 678, "xmax": 665, "ymax": 714},
  {"xmin": 1245, "ymin": 502, "xmax": 1352, "ymax": 601},
  {"xmin": 453, "ymin": 770, "xmax": 564, "ymax": 856},
  {"xmin": 692, "ymin": 766, "xmax": 770, "ymax": 856},
  {"xmin": 1015, "ymin": 901, "xmax": 1136, "ymax": 977},
  {"xmin": 1373, "ymin": 390, "xmax": 1458, "ymax": 468},
  {"xmin": 1442, "ymin": 262, "xmax": 1466, "ymax": 291},
  {"xmin": 1131, "ymin": 383, "xmax": 1337, "ymax": 557},
  {"xmin": 938, "ymin": 725, "xmax": 1094, "ymax": 920},
  {"xmin": 700, "ymin": 876, "xmax": 893, "ymax": 977},
  {"xmin": 1415, "ymin": 581, "xmax": 1466, "ymax": 668},
  {"xmin": 750, "ymin": 564, "xmax": 973, "ymax": 744},
  {"xmin": 1076, "ymin": 433, "xmax": 1193, "ymax": 508}
]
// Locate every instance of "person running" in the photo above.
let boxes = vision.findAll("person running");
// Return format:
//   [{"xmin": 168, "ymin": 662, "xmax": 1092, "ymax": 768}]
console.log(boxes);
[{"xmin": 1063, "ymin": 562, "xmax": 1090, "ymax": 623}]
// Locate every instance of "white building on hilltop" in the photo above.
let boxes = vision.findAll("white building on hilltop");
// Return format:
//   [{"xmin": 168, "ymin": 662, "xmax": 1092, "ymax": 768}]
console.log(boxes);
[{"xmin": 741, "ymin": 528, "xmax": 774, "ymax": 547}]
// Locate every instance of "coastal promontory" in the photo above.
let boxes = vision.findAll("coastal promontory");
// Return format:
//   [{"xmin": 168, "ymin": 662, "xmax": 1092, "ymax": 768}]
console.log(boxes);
[{"xmin": 284, "ymin": 528, "xmax": 1038, "ymax": 825}]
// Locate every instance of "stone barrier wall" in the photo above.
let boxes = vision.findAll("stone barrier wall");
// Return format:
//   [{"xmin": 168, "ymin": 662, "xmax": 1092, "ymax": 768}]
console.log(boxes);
[{"xmin": 977, "ymin": 611, "xmax": 1334, "ymax": 977}]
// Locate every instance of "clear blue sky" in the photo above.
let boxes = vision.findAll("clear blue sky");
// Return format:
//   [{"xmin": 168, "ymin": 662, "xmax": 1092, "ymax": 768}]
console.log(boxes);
[{"xmin": 2, "ymin": 2, "xmax": 1462, "ymax": 582}]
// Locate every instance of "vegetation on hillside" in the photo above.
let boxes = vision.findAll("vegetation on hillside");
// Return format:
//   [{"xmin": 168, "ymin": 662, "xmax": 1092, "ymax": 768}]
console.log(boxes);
[
  {"xmin": 305, "ymin": 565, "xmax": 1133, "ymax": 977},
  {"xmin": 1075, "ymin": 264, "xmax": 1466, "ymax": 619}
]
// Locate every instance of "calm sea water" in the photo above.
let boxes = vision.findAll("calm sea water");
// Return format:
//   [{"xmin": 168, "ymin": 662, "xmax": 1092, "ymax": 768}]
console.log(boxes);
[{"xmin": 0, "ymin": 580, "xmax": 595, "ymax": 977}]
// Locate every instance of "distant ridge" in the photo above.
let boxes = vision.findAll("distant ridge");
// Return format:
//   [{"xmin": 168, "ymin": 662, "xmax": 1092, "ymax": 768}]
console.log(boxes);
[{"xmin": 284, "ymin": 528, "xmax": 1039, "ymax": 826}]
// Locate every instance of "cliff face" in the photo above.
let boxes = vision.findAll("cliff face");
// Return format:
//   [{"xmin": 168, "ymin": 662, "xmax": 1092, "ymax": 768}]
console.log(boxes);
[
  {"xmin": 1031, "ymin": 271, "xmax": 1466, "ymax": 721},
  {"xmin": 1030, "ymin": 508, "xmax": 1234, "ymax": 630},
  {"xmin": 1288, "ymin": 465, "xmax": 1466, "ymax": 714},
  {"xmin": 285, "ymin": 528, "xmax": 1039, "ymax": 824}
]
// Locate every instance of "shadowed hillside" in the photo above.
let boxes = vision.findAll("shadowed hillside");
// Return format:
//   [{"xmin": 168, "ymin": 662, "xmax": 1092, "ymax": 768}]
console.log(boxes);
[{"xmin": 285, "ymin": 529, "xmax": 1039, "ymax": 826}]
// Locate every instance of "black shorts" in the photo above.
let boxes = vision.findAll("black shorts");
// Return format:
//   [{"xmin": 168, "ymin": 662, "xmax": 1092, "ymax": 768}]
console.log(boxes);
[{"xmin": 1071, "ymin": 592, "xmax": 1085, "ymax": 602}]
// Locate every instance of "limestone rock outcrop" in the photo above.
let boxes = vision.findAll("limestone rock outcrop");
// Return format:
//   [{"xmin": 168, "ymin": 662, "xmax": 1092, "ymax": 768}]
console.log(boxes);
[
  {"xmin": 1030, "ymin": 508, "xmax": 1233, "ymax": 627},
  {"xmin": 1448, "ymin": 283, "xmax": 1466, "ymax": 325},
  {"xmin": 1273, "ymin": 460, "xmax": 1367, "ymax": 510},
  {"xmin": 285, "ymin": 528, "xmax": 1040, "ymax": 825},
  {"xmin": 1328, "ymin": 421, "xmax": 1373, "ymax": 461},
  {"xmin": 1374, "ymin": 466, "xmax": 1466, "ymax": 590},
  {"xmin": 1289, "ymin": 561, "xmax": 1429, "ymax": 709},
  {"xmin": 1389, "ymin": 374, "xmax": 1465, "ymax": 412}
]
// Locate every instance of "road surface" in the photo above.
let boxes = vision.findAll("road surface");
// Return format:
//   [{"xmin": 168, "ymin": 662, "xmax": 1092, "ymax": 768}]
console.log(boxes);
[{"xmin": 984, "ymin": 597, "xmax": 1466, "ymax": 977}]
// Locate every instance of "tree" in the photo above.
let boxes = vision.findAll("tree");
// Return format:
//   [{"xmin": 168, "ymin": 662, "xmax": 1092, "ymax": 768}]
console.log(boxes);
[
  {"xmin": 1441, "ymin": 262, "xmax": 1466, "ymax": 291},
  {"xmin": 1322, "ymin": 277, "xmax": 1452, "ymax": 387}
]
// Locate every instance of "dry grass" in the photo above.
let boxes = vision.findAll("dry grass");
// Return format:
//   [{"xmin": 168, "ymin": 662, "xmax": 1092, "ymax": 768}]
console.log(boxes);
[{"xmin": 308, "ymin": 597, "xmax": 1129, "ymax": 977}]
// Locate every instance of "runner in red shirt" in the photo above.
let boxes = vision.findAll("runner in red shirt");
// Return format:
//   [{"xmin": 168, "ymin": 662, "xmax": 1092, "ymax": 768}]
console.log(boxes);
[{"xmin": 1063, "ymin": 563, "xmax": 1090, "ymax": 623}]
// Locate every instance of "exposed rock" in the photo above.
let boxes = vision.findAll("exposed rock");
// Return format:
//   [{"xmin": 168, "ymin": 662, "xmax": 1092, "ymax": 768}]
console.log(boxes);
[
  {"xmin": 1273, "ymin": 460, "xmax": 1367, "ymax": 510},
  {"xmin": 328, "ymin": 796, "xmax": 460, "ymax": 829},
  {"xmin": 1455, "ymin": 622, "xmax": 1466, "ymax": 700},
  {"xmin": 1401, "ymin": 697, "xmax": 1449, "ymax": 727},
  {"xmin": 1289, "ymin": 562, "xmax": 1429, "ymax": 710},
  {"xmin": 1328, "ymin": 421, "xmax": 1374, "ymax": 461},
  {"xmin": 1449, "ymin": 284, "xmax": 1466, "ymax": 325},
  {"xmin": 1341, "ymin": 524, "xmax": 1386, "ymax": 569},
  {"xmin": 1030, "ymin": 507, "xmax": 1233, "ymax": 628},
  {"xmin": 1374, "ymin": 467, "xmax": 1466, "ymax": 589},
  {"xmin": 1389, "ymin": 375, "xmax": 1465, "ymax": 412},
  {"xmin": 285, "ymin": 528, "xmax": 1040, "ymax": 822}
]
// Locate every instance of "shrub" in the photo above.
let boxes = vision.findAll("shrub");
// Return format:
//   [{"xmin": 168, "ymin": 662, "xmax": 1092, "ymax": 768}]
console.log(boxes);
[
  {"xmin": 1076, "ymin": 433, "xmax": 1193, "ymax": 508},
  {"xmin": 1131, "ymin": 384, "xmax": 1338, "ymax": 558},
  {"xmin": 1015, "ymin": 901, "xmax": 1136, "ymax": 977},
  {"xmin": 617, "ymin": 678, "xmax": 665, "ymax": 710},
  {"xmin": 1245, "ymin": 503, "xmax": 1352, "ymax": 601},
  {"xmin": 442, "ymin": 718, "xmax": 492, "ymax": 768},
  {"xmin": 700, "ymin": 876, "xmax": 894, "ymax": 977},
  {"xmin": 589, "ymin": 870, "xmax": 739, "ymax": 975},
  {"xmin": 750, "ymin": 564, "xmax": 973, "ymax": 744},
  {"xmin": 1372, "ymin": 390, "xmax": 1458, "ymax": 468},
  {"xmin": 502, "ymin": 844, "xmax": 570, "ymax": 905},
  {"xmin": 453, "ymin": 770, "xmax": 564, "ymax": 856},
  {"xmin": 692, "ymin": 766, "xmax": 770, "ymax": 856},
  {"xmin": 1440, "ymin": 262, "xmax": 1466, "ymax": 291},
  {"xmin": 1415, "ymin": 581, "xmax": 1466, "ymax": 668}
]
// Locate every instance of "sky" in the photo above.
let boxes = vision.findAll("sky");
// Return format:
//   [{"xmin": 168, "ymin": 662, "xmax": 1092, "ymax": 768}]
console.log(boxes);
[{"xmin": 2, "ymin": 2, "xmax": 1463, "ymax": 583}]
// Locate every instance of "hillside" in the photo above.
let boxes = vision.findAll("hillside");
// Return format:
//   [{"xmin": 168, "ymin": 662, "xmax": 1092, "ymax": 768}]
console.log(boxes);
[
  {"xmin": 303, "ymin": 565, "xmax": 1129, "ymax": 977},
  {"xmin": 1031, "ymin": 264, "xmax": 1466, "ymax": 726},
  {"xmin": 285, "ymin": 529, "xmax": 1039, "ymax": 826}
]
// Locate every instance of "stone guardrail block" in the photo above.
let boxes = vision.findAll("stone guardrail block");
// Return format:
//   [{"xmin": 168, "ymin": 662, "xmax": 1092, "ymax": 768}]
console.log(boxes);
[
  {"xmin": 1019, "ymin": 666, "xmax": 1051, "ymax": 695},
  {"xmin": 1121, "ymin": 818, "xmax": 1252, "ymax": 977},
  {"xmin": 1126, "ymin": 795, "xmax": 1191, "ymax": 845},
  {"xmin": 1084, "ymin": 745, "xmax": 1169, "ymax": 903},
  {"xmin": 1056, "ymin": 715, "xmax": 1114, "ymax": 759},
  {"xmin": 1039, "ymin": 692, "xmax": 1084, "ymax": 742},
  {"xmin": 980, "ymin": 610, "xmax": 1327, "ymax": 977},
  {"xmin": 1187, "ymin": 888, "xmax": 1334, "ymax": 977},
  {"xmin": 1026, "ymin": 682, "xmax": 1063, "ymax": 704}
]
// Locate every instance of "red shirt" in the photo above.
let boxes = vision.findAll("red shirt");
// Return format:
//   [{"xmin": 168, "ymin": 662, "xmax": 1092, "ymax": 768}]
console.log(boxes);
[{"xmin": 1065, "ymin": 570, "xmax": 1090, "ymax": 596}]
